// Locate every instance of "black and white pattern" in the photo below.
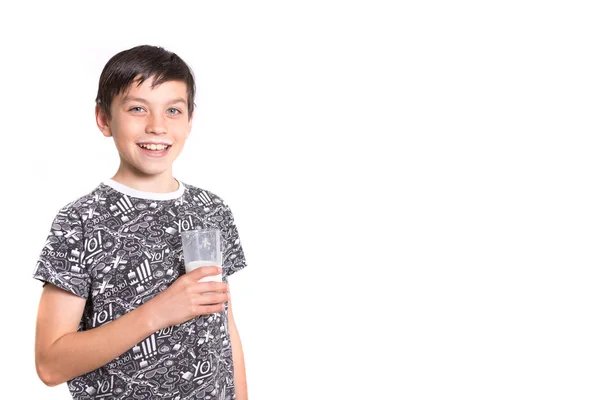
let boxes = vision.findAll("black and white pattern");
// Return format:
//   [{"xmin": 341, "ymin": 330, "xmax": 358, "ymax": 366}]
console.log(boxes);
[{"xmin": 33, "ymin": 180, "xmax": 247, "ymax": 399}]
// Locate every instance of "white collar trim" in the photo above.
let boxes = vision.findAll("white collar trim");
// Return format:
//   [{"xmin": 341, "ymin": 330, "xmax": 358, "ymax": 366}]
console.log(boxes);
[{"xmin": 103, "ymin": 178, "xmax": 185, "ymax": 200}]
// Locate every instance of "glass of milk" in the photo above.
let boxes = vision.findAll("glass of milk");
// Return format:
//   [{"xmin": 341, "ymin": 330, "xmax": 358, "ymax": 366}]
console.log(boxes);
[{"xmin": 181, "ymin": 228, "xmax": 223, "ymax": 285}]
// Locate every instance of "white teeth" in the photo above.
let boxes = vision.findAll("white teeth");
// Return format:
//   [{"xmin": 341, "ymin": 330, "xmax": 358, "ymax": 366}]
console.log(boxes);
[{"xmin": 138, "ymin": 143, "xmax": 169, "ymax": 150}]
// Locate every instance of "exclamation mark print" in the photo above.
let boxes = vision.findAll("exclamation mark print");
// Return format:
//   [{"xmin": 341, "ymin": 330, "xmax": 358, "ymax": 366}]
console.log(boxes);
[
  {"xmin": 136, "ymin": 260, "xmax": 152, "ymax": 283},
  {"xmin": 117, "ymin": 195, "xmax": 134, "ymax": 222},
  {"xmin": 117, "ymin": 195, "xmax": 134, "ymax": 214},
  {"xmin": 151, "ymin": 334, "xmax": 157, "ymax": 356},
  {"xmin": 136, "ymin": 265, "xmax": 144, "ymax": 282},
  {"xmin": 141, "ymin": 334, "xmax": 158, "ymax": 358},
  {"xmin": 141, "ymin": 340, "xmax": 148, "ymax": 358},
  {"xmin": 198, "ymin": 191, "xmax": 213, "ymax": 206}
]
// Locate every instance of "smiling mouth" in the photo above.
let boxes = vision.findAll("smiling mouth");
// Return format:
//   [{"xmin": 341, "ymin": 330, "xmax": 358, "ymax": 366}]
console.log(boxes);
[{"xmin": 137, "ymin": 143, "xmax": 172, "ymax": 151}]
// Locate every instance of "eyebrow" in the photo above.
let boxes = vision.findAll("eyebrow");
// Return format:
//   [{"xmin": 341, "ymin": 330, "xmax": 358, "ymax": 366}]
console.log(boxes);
[{"xmin": 122, "ymin": 96, "xmax": 187, "ymax": 106}]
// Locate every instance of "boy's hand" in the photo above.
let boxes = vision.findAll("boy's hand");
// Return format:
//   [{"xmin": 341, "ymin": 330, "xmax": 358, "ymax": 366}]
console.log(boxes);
[{"xmin": 143, "ymin": 266, "xmax": 229, "ymax": 331}]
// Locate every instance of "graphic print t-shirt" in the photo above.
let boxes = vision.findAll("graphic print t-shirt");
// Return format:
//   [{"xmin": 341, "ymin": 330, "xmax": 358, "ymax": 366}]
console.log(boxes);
[{"xmin": 32, "ymin": 179, "xmax": 247, "ymax": 400}]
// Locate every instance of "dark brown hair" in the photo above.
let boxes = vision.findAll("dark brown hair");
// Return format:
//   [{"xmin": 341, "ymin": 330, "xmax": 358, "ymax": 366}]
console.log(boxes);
[{"xmin": 95, "ymin": 45, "xmax": 196, "ymax": 119}]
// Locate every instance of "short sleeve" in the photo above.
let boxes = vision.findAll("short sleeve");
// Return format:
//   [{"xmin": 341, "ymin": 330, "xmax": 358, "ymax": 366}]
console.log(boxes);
[
  {"xmin": 221, "ymin": 203, "xmax": 248, "ymax": 278},
  {"xmin": 32, "ymin": 206, "xmax": 91, "ymax": 299}
]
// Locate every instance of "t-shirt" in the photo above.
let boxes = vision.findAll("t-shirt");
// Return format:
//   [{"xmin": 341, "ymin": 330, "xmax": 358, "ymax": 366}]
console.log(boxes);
[{"xmin": 32, "ymin": 179, "xmax": 247, "ymax": 400}]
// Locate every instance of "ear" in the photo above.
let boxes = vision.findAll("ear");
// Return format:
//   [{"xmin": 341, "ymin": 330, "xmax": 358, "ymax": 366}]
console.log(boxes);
[{"xmin": 95, "ymin": 104, "xmax": 112, "ymax": 137}]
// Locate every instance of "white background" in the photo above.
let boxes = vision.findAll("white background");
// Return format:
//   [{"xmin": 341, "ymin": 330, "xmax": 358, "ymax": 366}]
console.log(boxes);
[{"xmin": 0, "ymin": 0, "xmax": 599, "ymax": 399}]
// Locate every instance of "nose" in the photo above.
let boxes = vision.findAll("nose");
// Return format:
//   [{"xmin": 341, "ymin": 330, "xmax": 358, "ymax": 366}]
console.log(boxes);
[{"xmin": 145, "ymin": 113, "xmax": 167, "ymax": 135}]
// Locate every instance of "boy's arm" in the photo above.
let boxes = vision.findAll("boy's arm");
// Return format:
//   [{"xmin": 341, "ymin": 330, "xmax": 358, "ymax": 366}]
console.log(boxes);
[
  {"xmin": 35, "ymin": 266, "xmax": 228, "ymax": 386},
  {"xmin": 35, "ymin": 283, "xmax": 156, "ymax": 386},
  {"xmin": 228, "ymin": 294, "xmax": 248, "ymax": 400}
]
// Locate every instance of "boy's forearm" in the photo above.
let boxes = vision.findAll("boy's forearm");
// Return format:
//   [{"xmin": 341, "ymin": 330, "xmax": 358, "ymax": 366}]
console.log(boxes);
[
  {"xmin": 230, "ymin": 322, "xmax": 248, "ymax": 400},
  {"xmin": 38, "ymin": 304, "xmax": 156, "ymax": 386}
]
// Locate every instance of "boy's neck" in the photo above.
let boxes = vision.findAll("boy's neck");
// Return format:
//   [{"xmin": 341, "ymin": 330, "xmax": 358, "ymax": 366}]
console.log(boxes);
[{"xmin": 111, "ymin": 169, "xmax": 180, "ymax": 194}]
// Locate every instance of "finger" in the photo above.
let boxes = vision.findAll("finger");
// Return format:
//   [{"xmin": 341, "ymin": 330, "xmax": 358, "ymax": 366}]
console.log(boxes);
[
  {"xmin": 187, "ymin": 280, "xmax": 228, "ymax": 295},
  {"xmin": 196, "ymin": 303, "xmax": 226, "ymax": 315},
  {"xmin": 195, "ymin": 283, "xmax": 229, "ymax": 297},
  {"xmin": 196, "ymin": 281, "xmax": 228, "ymax": 293},
  {"xmin": 198, "ymin": 292, "xmax": 229, "ymax": 305}
]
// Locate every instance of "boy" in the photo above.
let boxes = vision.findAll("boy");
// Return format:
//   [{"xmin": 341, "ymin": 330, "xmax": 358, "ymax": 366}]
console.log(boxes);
[{"xmin": 32, "ymin": 45, "xmax": 249, "ymax": 400}]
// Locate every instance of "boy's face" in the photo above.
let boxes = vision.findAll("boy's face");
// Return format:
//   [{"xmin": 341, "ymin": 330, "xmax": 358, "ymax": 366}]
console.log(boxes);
[{"xmin": 96, "ymin": 77, "xmax": 193, "ymax": 179}]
